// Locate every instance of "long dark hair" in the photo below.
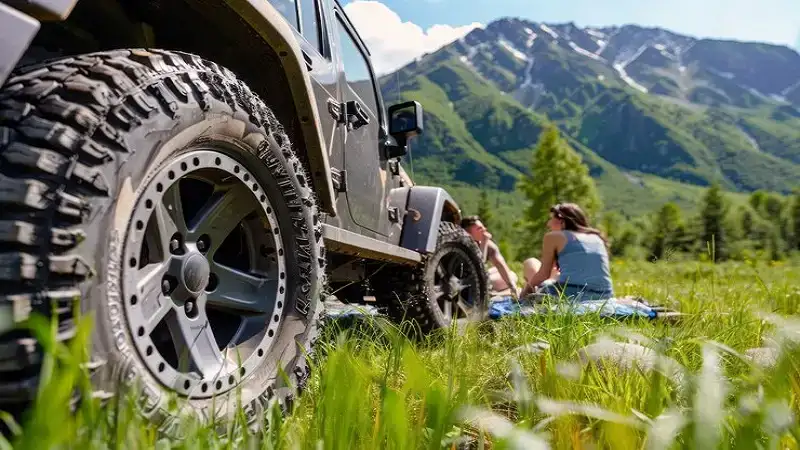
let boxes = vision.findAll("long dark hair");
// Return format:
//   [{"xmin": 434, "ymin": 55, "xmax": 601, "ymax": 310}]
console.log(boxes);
[{"xmin": 550, "ymin": 203, "xmax": 608, "ymax": 248}]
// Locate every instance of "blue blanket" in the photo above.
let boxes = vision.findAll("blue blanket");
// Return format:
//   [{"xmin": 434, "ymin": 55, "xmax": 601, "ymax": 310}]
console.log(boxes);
[{"xmin": 488, "ymin": 295, "xmax": 658, "ymax": 320}]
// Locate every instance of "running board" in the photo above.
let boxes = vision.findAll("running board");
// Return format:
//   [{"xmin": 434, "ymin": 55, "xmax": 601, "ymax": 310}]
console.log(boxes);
[{"xmin": 322, "ymin": 225, "xmax": 422, "ymax": 265}]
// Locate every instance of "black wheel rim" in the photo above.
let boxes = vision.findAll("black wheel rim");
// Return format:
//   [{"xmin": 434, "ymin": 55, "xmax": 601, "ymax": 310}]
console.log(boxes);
[
  {"xmin": 122, "ymin": 148, "xmax": 288, "ymax": 398},
  {"xmin": 429, "ymin": 246, "xmax": 482, "ymax": 322}
]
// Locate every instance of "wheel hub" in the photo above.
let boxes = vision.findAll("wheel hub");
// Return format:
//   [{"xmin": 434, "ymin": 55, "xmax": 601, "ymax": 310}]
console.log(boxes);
[
  {"xmin": 122, "ymin": 149, "xmax": 287, "ymax": 398},
  {"xmin": 431, "ymin": 247, "xmax": 480, "ymax": 321},
  {"xmin": 180, "ymin": 253, "xmax": 210, "ymax": 296}
]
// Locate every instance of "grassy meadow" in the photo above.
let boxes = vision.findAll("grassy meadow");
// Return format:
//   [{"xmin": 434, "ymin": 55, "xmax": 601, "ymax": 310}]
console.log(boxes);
[{"xmin": 6, "ymin": 258, "xmax": 800, "ymax": 449}]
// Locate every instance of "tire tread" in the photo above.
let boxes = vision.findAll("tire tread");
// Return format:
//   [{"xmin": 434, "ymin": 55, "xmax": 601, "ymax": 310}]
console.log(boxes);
[{"xmin": 0, "ymin": 49, "xmax": 325, "ymax": 426}]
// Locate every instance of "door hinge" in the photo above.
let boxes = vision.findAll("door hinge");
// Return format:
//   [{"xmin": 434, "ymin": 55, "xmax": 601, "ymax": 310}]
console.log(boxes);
[
  {"xmin": 388, "ymin": 207, "xmax": 399, "ymax": 223},
  {"xmin": 327, "ymin": 99, "xmax": 343, "ymax": 123},
  {"xmin": 388, "ymin": 159, "xmax": 400, "ymax": 176},
  {"xmin": 331, "ymin": 168, "xmax": 347, "ymax": 193}
]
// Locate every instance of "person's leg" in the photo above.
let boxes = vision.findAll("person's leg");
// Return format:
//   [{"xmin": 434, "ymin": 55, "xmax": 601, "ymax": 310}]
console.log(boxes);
[
  {"xmin": 488, "ymin": 266, "xmax": 518, "ymax": 292},
  {"xmin": 523, "ymin": 258, "xmax": 542, "ymax": 285}
]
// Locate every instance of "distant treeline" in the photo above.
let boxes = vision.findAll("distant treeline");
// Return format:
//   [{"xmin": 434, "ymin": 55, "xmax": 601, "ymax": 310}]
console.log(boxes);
[{"xmin": 464, "ymin": 125, "xmax": 800, "ymax": 263}]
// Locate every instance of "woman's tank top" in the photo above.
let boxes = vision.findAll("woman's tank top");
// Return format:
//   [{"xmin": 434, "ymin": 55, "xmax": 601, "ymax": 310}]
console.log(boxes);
[{"xmin": 556, "ymin": 230, "xmax": 614, "ymax": 295}]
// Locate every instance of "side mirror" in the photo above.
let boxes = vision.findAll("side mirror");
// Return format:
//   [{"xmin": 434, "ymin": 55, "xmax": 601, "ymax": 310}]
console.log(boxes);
[{"xmin": 388, "ymin": 101, "xmax": 424, "ymax": 146}]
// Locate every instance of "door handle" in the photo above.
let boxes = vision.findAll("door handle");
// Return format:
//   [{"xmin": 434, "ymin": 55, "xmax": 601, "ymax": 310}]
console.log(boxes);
[{"xmin": 345, "ymin": 100, "xmax": 370, "ymax": 130}]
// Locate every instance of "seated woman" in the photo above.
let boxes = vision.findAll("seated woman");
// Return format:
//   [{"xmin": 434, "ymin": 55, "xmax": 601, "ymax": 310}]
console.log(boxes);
[{"xmin": 519, "ymin": 203, "xmax": 615, "ymax": 301}]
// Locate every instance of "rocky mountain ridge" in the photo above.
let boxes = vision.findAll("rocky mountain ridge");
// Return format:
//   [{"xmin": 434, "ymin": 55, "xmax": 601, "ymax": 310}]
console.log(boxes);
[{"xmin": 380, "ymin": 18, "xmax": 800, "ymax": 215}]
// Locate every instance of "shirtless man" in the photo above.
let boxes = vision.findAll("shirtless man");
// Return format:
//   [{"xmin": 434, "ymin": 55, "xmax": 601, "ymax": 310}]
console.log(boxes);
[
  {"xmin": 460, "ymin": 216, "xmax": 521, "ymax": 298},
  {"xmin": 461, "ymin": 216, "xmax": 559, "ymax": 300}
]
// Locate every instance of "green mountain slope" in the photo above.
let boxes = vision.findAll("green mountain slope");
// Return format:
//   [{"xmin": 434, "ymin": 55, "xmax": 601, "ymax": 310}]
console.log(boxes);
[{"xmin": 379, "ymin": 18, "xmax": 800, "ymax": 221}]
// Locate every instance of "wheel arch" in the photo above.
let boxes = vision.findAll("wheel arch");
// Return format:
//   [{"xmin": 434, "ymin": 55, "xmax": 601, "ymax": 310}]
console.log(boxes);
[
  {"xmin": 399, "ymin": 186, "xmax": 463, "ymax": 254},
  {"xmin": 6, "ymin": 0, "xmax": 337, "ymax": 216}
]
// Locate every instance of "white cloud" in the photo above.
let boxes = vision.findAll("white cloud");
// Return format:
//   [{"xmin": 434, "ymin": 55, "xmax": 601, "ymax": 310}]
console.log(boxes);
[{"xmin": 343, "ymin": 1, "xmax": 483, "ymax": 75}]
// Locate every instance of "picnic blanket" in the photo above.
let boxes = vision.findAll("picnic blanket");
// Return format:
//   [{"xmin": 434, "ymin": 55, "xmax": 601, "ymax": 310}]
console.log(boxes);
[{"xmin": 488, "ymin": 295, "xmax": 660, "ymax": 320}]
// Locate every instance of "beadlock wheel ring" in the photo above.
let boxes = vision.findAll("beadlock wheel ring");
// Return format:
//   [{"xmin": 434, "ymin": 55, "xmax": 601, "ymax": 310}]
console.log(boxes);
[
  {"xmin": 429, "ymin": 246, "xmax": 482, "ymax": 322},
  {"xmin": 121, "ymin": 148, "xmax": 287, "ymax": 398}
]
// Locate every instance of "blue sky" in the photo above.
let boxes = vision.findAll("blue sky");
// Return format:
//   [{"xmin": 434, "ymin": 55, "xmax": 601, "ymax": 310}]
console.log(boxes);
[
  {"xmin": 343, "ymin": 0, "xmax": 799, "ymax": 47},
  {"xmin": 341, "ymin": 0, "xmax": 800, "ymax": 74}
]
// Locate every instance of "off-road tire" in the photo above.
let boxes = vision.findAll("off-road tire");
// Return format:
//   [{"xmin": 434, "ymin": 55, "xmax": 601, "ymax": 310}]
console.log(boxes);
[
  {"xmin": 384, "ymin": 222, "xmax": 489, "ymax": 334},
  {"xmin": 0, "ymin": 49, "xmax": 325, "ymax": 433}
]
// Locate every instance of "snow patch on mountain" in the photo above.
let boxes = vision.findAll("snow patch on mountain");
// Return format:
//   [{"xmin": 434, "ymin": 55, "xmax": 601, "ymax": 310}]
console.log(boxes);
[
  {"xmin": 499, "ymin": 38, "xmax": 528, "ymax": 61},
  {"xmin": 513, "ymin": 56, "xmax": 545, "ymax": 107},
  {"xmin": 569, "ymin": 41, "xmax": 605, "ymax": 61},
  {"xmin": 746, "ymin": 86, "xmax": 771, "ymax": 101},
  {"xmin": 520, "ymin": 55, "xmax": 536, "ymax": 89},
  {"xmin": 525, "ymin": 32, "xmax": 538, "ymax": 47},
  {"xmin": 594, "ymin": 29, "xmax": 618, "ymax": 55},
  {"xmin": 586, "ymin": 28, "xmax": 607, "ymax": 39},
  {"xmin": 613, "ymin": 44, "xmax": 650, "ymax": 93},
  {"xmin": 651, "ymin": 44, "xmax": 678, "ymax": 60},
  {"xmin": 539, "ymin": 24, "xmax": 559, "ymax": 40},
  {"xmin": 781, "ymin": 79, "xmax": 800, "ymax": 96},
  {"xmin": 708, "ymin": 68, "xmax": 736, "ymax": 80},
  {"xmin": 769, "ymin": 94, "xmax": 788, "ymax": 103},
  {"xmin": 737, "ymin": 127, "xmax": 762, "ymax": 152},
  {"xmin": 456, "ymin": 40, "xmax": 487, "ymax": 76}
]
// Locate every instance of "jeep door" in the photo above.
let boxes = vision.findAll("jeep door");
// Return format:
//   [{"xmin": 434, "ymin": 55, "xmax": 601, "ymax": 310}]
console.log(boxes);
[
  {"xmin": 267, "ymin": 0, "xmax": 345, "ymax": 213},
  {"xmin": 332, "ymin": 5, "xmax": 390, "ymax": 237}
]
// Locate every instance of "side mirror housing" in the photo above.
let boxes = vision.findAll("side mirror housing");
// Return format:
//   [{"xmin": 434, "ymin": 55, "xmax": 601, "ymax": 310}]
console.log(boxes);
[{"xmin": 388, "ymin": 101, "xmax": 424, "ymax": 152}]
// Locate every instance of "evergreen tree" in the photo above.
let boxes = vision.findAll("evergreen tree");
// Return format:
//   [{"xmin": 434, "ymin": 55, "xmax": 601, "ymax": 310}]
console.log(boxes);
[
  {"xmin": 476, "ymin": 190, "xmax": 493, "ymax": 231},
  {"xmin": 518, "ymin": 125, "xmax": 600, "ymax": 256},
  {"xmin": 749, "ymin": 190, "xmax": 767, "ymax": 214},
  {"xmin": 768, "ymin": 227, "xmax": 785, "ymax": 261},
  {"xmin": 791, "ymin": 189, "xmax": 800, "ymax": 251},
  {"xmin": 599, "ymin": 212, "xmax": 638, "ymax": 257},
  {"xmin": 763, "ymin": 194, "xmax": 785, "ymax": 221},
  {"xmin": 700, "ymin": 183, "xmax": 729, "ymax": 261},
  {"xmin": 649, "ymin": 202, "xmax": 687, "ymax": 260},
  {"xmin": 612, "ymin": 225, "xmax": 639, "ymax": 258},
  {"xmin": 740, "ymin": 207, "xmax": 754, "ymax": 239}
]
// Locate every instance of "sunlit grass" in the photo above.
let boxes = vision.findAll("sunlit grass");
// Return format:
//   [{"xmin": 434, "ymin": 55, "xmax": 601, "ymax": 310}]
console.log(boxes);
[{"xmin": 5, "ymin": 259, "xmax": 800, "ymax": 449}]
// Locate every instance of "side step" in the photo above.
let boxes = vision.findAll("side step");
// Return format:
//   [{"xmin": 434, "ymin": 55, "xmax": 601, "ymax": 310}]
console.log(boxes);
[{"xmin": 322, "ymin": 225, "xmax": 421, "ymax": 266}]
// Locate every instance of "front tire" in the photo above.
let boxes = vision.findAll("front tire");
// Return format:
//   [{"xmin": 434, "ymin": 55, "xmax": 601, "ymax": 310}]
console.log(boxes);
[
  {"xmin": 385, "ymin": 222, "xmax": 489, "ymax": 334},
  {"xmin": 0, "ymin": 49, "xmax": 325, "ymax": 432}
]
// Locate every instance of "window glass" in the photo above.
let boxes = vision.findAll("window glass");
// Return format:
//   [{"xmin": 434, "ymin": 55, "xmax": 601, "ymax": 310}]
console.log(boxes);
[
  {"xmin": 268, "ymin": 0, "xmax": 299, "ymax": 29},
  {"xmin": 299, "ymin": 0, "xmax": 323, "ymax": 54},
  {"xmin": 336, "ymin": 18, "xmax": 378, "ymax": 115}
]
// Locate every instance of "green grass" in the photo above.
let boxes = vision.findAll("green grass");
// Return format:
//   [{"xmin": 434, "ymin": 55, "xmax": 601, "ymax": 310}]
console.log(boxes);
[{"xmin": 7, "ymin": 259, "xmax": 800, "ymax": 449}]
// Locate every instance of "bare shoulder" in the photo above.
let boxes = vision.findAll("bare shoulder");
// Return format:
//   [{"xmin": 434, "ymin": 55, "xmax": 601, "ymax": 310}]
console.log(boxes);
[
  {"xmin": 543, "ymin": 231, "xmax": 567, "ymax": 243},
  {"xmin": 543, "ymin": 231, "xmax": 567, "ymax": 250}
]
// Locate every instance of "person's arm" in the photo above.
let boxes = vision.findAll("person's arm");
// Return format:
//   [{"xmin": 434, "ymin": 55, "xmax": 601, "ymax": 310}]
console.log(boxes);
[
  {"xmin": 519, "ymin": 232, "xmax": 560, "ymax": 298},
  {"xmin": 550, "ymin": 262, "xmax": 560, "ymax": 280},
  {"xmin": 487, "ymin": 242, "xmax": 519, "ymax": 298}
]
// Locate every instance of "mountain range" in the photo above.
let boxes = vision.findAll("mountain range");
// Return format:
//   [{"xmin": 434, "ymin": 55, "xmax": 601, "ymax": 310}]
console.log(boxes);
[{"xmin": 379, "ymin": 18, "xmax": 800, "ymax": 219}]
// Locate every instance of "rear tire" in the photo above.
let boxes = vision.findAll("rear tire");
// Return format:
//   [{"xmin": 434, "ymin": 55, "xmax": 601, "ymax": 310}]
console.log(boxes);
[
  {"xmin": 384, "ymin": 222, "xmax": 489, "ymax": 334},
  {"xmin": 0, "ymin": 49, "xmax": 325, "ymax": 433}
]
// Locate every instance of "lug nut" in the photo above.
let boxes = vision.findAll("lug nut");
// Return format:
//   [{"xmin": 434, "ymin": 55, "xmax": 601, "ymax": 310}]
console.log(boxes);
[
  {"xmin": 162, "ymin": 279, "xmax": 172, "ymax": 295},
  {"xmin": 185, "ymin": 300, "xmax": 197, "ymax": 318},
  {"xmin": 170, "ymin": 238, "xmax": 181, "ymax": 253},
  {"xmin": 196, "ymin": 235, "xmax": 210, "ymax": 253}
]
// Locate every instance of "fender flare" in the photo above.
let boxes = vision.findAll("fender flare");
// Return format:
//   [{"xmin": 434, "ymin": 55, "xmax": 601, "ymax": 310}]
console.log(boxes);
[
  {"xmin": 222, "ymin": 0, "xmax": 337, "ymax": 216},
  {"xmin": 399, "ymin": 186, "xmax": 463, "ymax": 254}
]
